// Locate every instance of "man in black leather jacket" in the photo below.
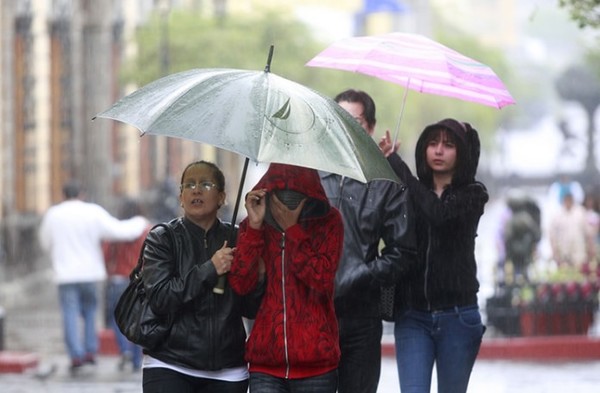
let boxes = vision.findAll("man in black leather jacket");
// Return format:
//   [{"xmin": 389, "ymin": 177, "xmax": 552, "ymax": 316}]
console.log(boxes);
[{"xmin": 320, "ymin": 90, "xmax": 417, "ymax": 393}]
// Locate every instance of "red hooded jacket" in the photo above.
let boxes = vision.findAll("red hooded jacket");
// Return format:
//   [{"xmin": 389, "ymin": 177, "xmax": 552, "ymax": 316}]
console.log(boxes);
[{"xmin": 229, "ymin": 163, "xmax": 343, "ymax": 379}]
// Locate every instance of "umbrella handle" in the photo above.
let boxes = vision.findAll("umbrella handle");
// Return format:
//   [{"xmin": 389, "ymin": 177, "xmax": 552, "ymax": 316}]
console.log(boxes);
[{"xmin": 213, "ymin": 276, "xmax": 226, "ymax": 294}]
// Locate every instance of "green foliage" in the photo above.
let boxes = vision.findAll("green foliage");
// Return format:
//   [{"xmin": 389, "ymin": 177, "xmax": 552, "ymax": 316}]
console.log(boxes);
[
  {"xmin": 585, "ymin": 48, "xmax": 600, "ymax": 80},
  {"xmin": 559, "ymin": 0, "xmax": 600, "ymax": 28},
  {"xmin": 122, "ymin": 8, "xmax": 326, "ymax": 86}
]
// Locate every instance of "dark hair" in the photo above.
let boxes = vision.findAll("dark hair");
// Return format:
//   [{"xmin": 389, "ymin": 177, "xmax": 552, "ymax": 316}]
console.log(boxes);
[
  {"xmin": 334, "ymin": 89, "xmax": 376, "ymax": 129},
  {"xmin": 180, "ymin": 160, "xmax": 225, "ymax": 192},
  {"xmin": 418, "ymin": 127, "xmax": 464, "ymax": 185},
  {"xmin": 415, "ymin": 118, "xmax": 480, "ymax": 188},
  {"xmin": 62, "ymin": 181, "xmax": 81, "ymax": 199}
]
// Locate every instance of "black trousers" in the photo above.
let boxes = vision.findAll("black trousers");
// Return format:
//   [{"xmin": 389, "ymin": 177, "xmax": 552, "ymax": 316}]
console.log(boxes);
[
  {"xmin": 143, "ymin": 367, "xmax": 248, "ymax": 393},
  {"xmin": 337, "ymin": 317, "xmax": 383, "ymax": 393}
]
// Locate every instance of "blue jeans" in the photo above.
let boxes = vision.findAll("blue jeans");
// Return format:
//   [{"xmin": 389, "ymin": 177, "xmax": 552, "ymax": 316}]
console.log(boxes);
[
  {"xmin": 106, "ymin": 278, "xmax": 143, "ymax": 368},
  {"xmin": 337, "ymin": 317, "xmax": 382, "ymax": 393},
  {"xmin": 249, "ymin": 370, "xmax": 337, "ymax": 393},
  {"xmin": 58, "ymin": 282, "xmax": 99, "ymax": 362},
  {"xmin": 394, "ymin": 305, "xmax": 485, "ymax": 393}
]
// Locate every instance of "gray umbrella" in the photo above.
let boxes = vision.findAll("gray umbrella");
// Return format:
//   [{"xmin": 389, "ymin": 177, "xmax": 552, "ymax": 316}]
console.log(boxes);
[{"xmin": 94, "ymin": 49, "xmax": 397, "ymax": 184}]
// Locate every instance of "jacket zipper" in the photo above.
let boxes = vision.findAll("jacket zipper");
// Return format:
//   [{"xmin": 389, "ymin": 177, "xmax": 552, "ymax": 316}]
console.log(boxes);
[
  {"xmin": 280, "ymin": 231, "xmax": 290, "ymax": 378},
  {"xmin": 424, "ymin": 226, "xmax": 431, "ymax": 311},
  {"xmin": 336, "ymin": 176, "xmax": 345, "ymax": 209}
]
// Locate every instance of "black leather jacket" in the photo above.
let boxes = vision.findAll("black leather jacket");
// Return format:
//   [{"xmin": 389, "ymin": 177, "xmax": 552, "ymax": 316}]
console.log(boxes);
[
  {"xmin": 142, "ymin": 217, "xmax": 263, "ymax": 370},
  {"xmin": 320, "ymin": 173, "xmax": 417, "ymax": 318}
]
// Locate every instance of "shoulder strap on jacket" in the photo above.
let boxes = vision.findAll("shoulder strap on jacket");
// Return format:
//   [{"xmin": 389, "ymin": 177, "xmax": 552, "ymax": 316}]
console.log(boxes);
[{"xmin": 129, "ymin": 222, "xmax": 175, "ymax": 280}]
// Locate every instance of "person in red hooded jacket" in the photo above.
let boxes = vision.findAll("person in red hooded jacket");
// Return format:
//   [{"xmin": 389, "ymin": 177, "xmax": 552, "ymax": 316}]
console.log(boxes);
[{"xmin": 229, "ymin": 163, "xmax": 343, "ymax": 393}]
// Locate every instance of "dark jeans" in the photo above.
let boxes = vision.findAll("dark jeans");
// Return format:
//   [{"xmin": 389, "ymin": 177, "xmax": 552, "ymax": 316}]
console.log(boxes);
[
  {"xmin": 337, "ymin": 317, "xmax": 383, "ymax": 393},
  {"xmin": 143, "ymin": 367, "xmax": 248, "ymax": 393},
  {"xmin": 394, "ymin": 305, "xmax": 485, "ymax": 393},
  {"xmin": 249, "ymin": 370, "xmax": 337, "ymax": 393}
]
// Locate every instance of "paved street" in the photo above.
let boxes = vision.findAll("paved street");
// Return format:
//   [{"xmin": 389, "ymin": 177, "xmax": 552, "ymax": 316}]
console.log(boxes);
[
  {"xmin": 2, "ymin": 268, "xmax": 600, "ymax": 392},
  {"xmin": 381, "ymin": 357, "xmax": 600, "ymax": 393}
]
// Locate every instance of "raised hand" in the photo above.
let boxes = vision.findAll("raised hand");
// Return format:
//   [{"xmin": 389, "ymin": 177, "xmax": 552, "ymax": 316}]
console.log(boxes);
[
  {"xmin": 378, "ymin": 129, "xmax": 401, "ymax": 158},
  {"xmin": 245, "ymin": 188, "xmax": 267, "ymax": 230}
]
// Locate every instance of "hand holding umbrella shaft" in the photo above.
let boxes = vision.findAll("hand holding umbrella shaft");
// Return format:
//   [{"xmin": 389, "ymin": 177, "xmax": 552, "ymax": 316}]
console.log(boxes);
[
  {"xmin": 379, "ymin": 130, "xmax": 401, "ymax": 158},
  {"xmin": 212, "ymin": 241, "xmax": 235, "ymax": 275}
]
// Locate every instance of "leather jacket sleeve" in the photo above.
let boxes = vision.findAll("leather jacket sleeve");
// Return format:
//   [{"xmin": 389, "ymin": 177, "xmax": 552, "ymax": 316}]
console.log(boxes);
[
  {"xmin": 332, "ymin": 177, "xmax": 417, "ymax": 298},
  {"xmin": 142, "ymin": 224, "xmax": 218, "ymax": 315}
]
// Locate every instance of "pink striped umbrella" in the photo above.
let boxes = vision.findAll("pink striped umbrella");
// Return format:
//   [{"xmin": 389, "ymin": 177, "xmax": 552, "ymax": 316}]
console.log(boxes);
[{"xmin": 306, "ymin": 32, "xmax": 515, "ymax": 109}]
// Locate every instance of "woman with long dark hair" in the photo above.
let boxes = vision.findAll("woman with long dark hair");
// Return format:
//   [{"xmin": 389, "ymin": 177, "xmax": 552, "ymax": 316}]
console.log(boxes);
[{"xmin": 380, "ymin": 119, "xmax": 489, "ymax": 393}]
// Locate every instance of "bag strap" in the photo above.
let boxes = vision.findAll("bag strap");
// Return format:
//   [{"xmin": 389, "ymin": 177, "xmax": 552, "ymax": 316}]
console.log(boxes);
[{"xmin": 130, "ymin": 222, "xmax": 174, "ymax": 280}]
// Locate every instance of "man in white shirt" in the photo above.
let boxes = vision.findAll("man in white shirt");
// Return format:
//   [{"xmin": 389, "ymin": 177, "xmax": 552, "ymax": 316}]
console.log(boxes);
[{"xmin": 39, "ymin": 181, "xmax": 148, "ymax": 375}]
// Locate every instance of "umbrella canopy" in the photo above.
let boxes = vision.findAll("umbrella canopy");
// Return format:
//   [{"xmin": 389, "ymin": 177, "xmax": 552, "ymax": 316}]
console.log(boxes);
[
  {"xmin": 94, "ymin": 67, "xmax": 398, "ymax": 185},
  {"xmin": 306, "ymin": 32, "xmax": 515, "ymax": 109}
]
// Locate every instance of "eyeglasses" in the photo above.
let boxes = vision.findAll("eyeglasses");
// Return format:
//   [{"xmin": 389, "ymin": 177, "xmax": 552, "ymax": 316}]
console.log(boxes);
[{"xmin": 180, "ymin": 181, "xmax": 218, "ymax": 191}]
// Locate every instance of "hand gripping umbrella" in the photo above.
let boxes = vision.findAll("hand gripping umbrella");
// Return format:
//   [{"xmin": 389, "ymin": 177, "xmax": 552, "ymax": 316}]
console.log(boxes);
[
  {"xmin": 306, "ymin": 32, "xmax": 515, "ymax": 144},
  {"xmin": 94, "ymin": 46, "xmax": 398, "ymax": 293}
]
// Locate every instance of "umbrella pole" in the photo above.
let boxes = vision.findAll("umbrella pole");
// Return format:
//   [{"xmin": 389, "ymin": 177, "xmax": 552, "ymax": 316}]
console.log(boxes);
[
  {"xmin": 392, "ymin": 79, "xmax": 410, "ymax": 149},
  {"xmin": 265, "ymin": 45, "xmax": 274, "ymax": 72},
  {"xmin": 229, "ymin": 157, "xmax": 250, "ymax": 232},
  {"xmin": 213, "ymin": 157, "xmax": 250, "ymax": 294}
]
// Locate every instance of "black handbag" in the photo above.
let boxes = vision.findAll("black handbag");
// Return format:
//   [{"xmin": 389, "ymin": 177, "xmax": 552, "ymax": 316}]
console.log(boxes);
[{"xmin": 114, "ymin": 223, "xmax": 174, "ymax": 350}]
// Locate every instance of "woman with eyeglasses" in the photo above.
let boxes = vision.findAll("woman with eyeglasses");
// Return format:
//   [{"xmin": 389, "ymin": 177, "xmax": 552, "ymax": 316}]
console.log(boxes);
[{"xmin": 140, "ymin": 160, "xmax": 264, "ymax": 393}]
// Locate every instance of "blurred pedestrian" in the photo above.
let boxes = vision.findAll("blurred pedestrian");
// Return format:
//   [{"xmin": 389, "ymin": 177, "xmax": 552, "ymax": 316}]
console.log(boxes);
[
  {"xmin": 380, "ymin": 118, "xmax": 488, "ymax": 393},
  {"xmin": 320, "ymin": 89, "xmax": 416, "ymax": 393},
  {"xmin": 549, "ymin": 192, "xmax": 592, "ymax": 271},
  {"xmin": 583, "ymin": 193, "xmax": 600, "ymax": 270},
  {"xmin": 140, "ymin": 160, "xmax": 263, "ymax": 393},
  {"xmin": 39, "ymin": 181, "xmax": 148, "ymax": 376},
  {"xmin": 547, "ymin": 173, "xmax": 584, "ymax": 212},
  {"xmin": 230, "ymin": 163, "xmax": 343, "ymax": 393},
  {"xmin": 102, "ymin": 198, "xmax": 152, "ymax": 371},
  {"xmin": 502, "ymin": 191, "xmax": 541, "ymax": 283}
]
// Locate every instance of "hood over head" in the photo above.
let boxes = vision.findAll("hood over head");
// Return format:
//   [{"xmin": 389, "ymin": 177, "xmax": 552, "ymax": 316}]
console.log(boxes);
[
  {"xmin": 252, "ymin": 163, "xmax": 331, "ymax": 227},
  {"xmin": 414, "ymin": 118, "xmax": 481, "ymax": 188}
]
